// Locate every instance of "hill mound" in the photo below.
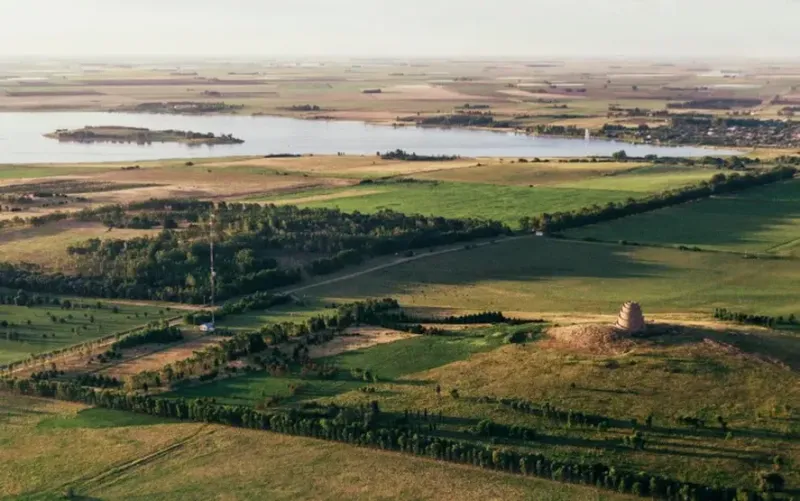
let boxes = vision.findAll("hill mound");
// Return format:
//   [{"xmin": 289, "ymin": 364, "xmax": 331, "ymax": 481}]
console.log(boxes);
[{"xmin": 546, "ymin": 323, "xmax": 634, "ymax": 353}]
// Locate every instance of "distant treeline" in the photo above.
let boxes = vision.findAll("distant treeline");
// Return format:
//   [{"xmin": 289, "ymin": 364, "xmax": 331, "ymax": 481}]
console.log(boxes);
[
  {"xmin": 280, "ymin": 104, "xmax": 321, "ymax": 111},
  {"xmin": 379, "ymin": 149, "xmax": 459, "ymax": 161},
  {"xmin": 713, "ymin": 308, "xmax": 797, "ymax": 328},
  {"xmin": 416, "ymin": 113, "xmax": 513, "ymax": 128},
  {"xmin": 0, "ymin": 378, "xmax": 782, "ymax": 500},
  {"xmin": 666, "ymin": 98, "xmax": 762, "ymax": 110},
  {"xmin": 519, "ymin": 166, "xmax": 797, "ymax": 233}
]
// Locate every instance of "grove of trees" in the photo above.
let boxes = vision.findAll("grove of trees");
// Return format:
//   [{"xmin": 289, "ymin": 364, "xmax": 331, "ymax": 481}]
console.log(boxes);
[{"xmin": 0, "ymin": 203, "xmax": 508, "ymax": 303}]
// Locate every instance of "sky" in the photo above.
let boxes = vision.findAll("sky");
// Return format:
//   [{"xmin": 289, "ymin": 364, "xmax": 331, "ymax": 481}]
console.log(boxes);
[{"xmin": 3, "ymin": 0, "xmax": 800, "ymax": 59}]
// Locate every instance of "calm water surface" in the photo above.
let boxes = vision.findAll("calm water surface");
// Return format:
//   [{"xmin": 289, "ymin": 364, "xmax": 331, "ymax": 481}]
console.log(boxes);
[{"xmin": 0, "ymin": 112, "xmax": 735, "ymax": 163}]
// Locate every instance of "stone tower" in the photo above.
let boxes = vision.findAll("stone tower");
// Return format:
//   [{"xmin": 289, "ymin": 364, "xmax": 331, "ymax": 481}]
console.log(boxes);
[{"xmin": 615, "ymin": 301, "xmax": 645, "ymax": 333}]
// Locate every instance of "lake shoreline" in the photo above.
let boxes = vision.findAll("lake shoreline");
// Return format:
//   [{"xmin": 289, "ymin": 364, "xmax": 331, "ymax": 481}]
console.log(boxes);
[
  {"xmin": 1, "ymin": 104, "xmax": 749, "ymax": 154},
  {"xmin": 0, "ymin": 111, "xmax": 742, "ymax": 164}
]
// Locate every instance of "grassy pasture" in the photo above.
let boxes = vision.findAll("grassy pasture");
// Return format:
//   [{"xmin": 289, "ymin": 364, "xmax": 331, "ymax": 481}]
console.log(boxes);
[
  {"xmin": 413, "ymin": 162, "xmax": 717, "ymax": 192},
  {"xmin": 0, "ymin": 165, "xmax": 117, "ymax": 180},
  {"xmin": 411, "ymin": 160, "xmax": 647, "ymax": 186},
  {"xmin": 169, "ymin": 328, "xmax": 512, "ymax": 406},
  {"xmin": 0, "ymin": 394, "xmax": 626, "ymax": 501},
  {"xmin": 0, "ymin": 301, "xmax": 168, "ymax": 365},
  {"xmin": 567, "ymin": 179, "xmax": 800, "ymax": 255},
  {"xmin": 301, "ymin": 236, "xmax": 800, "ymax": 317},
  {"xmin": 215, "ymin": 302, "xmax": 333, "ymax": 332},
  {"xmin": 0, "ymin": 221, "xmax": 160, "ymax": 268},
  {"xmin": 558, "ymin": 165, "xmax": 720, "ymax": 192},
  {"xmin": 0, "ymin": 156, "xmax": 343, "ymax": 219},
  {"xmin": 258, "ymin": 181, "xmax": 640, "ymax": 228},
  {"xmin": 325, "ymin": 333, "xmax": 800, "ymax": 490},
  {"xmin": 207, "ymin": 154, "xmax": 484, "ymax": 179}
]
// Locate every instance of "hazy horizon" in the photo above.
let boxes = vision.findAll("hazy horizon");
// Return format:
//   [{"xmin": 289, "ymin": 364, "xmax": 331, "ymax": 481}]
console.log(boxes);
[{"xmin": 4, "ymin": 0, "xmax": 800, "ymax": 59}]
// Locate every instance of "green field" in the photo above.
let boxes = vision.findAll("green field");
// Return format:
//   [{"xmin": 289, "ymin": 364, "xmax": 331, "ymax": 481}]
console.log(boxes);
[
  {"xmin": 170, "ymin": 328, "xmax": 515, "ymax": 405},
  {"xmin": 567, "ymin": 179, "xmax": 800, "ymax": 255},
  {"xmin": 215, "ymin": 301, "xmax": 333, "ymax": 333},
  {"xmin": 414, "ymin": 162, "xmax": 716, "ymax": 192},
  {"xmin": 260, "ymin": 181, "xmax": 640, "ymax": 228},
  {"xmin": 0, "ymin": 301, "xmax": 170, "ymax": 365},
  {"xmin": 323, "ymin": 332, "xmax": 800, "ymax": 490},
  {"xmin": 557, "ymin": 165, "xmax": 720, "ymax": 192},
  {"xmin": 168, "ymin": 317, "xmax": 799, "ymax": 491},
  {"xmin": 300, "ymin": 236, "xmax": 800, "ymax": 316},
  {"xmin": 1, "ymin": 394, "xmax": 624, "ymax": 501},
  {"xmin": 36, "ymin": 407, "xmax": 175, "ymax": 429}
]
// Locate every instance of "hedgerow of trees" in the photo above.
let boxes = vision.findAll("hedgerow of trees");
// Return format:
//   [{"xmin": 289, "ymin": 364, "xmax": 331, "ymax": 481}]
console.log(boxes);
[
  {"xmin": 519, "ymin": 166, "xmax": 796, "ymax": 233},
  {"xmin": 378, "ymin": 149, "xmax": 459, "ymax": 161},
  {"xmin": 713, "ymin": 308, "xmax": 797, "ymax": 328},
  {"xmin": 130, "ymin": 298, "xmax": 400, "ymax": 390},
  {"xmin": 0, "ymin": 377, "xmax": 780, "ymax": 501}
]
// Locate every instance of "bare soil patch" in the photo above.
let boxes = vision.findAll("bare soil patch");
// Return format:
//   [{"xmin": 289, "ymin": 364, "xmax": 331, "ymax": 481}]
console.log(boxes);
[
  {"xmin": 207, "ymin": 155, "xmax": 478, "ymax": 178},
  {"xmin": 545, "ymin": 323, "xmax": 633, "ymax": 354},
  {"xmin": 101, "ymin": 334, "xmax": 225, "ymax": 379},
  {"xmin": 307, "ymin": 326, "xmax": 414, "ymax": 358},
  {"xmin": 499, "ymin": 89, "xmax": 586, "ymax": 100},
  {"xmin": 269, "ymin": 188, "xmax": 384, "ymax": 205},
  {"xmin": 5, "ymin": 90, "xmax": 104, "ymax": 97},
  {"xmin": 381, "ymin": 84, "xmax": 478, "ymax": 101}
]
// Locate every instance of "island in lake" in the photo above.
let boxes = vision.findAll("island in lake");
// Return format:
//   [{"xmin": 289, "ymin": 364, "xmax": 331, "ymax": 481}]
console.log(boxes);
[{"xmin": 45, "ymin": 126, "xmax": 244, "ymax": 145}]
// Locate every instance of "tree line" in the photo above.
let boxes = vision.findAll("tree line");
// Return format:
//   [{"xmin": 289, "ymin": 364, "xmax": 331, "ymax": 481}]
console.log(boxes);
[
  {"xmin": 0, "ymin": 203, "xmax": 507, "ymax": 303},
  {"xmin": 130, "ymin": 298, "xmax": 401, "ymax": 391},
  {"xmin": 378, "ymin": 149, "xmax": 459, "ymax": 161},
  {"xmin": 0, "ymin": 313, "xmax": 182, "ymax": 374},
  {"xmin": 713, "ymin": 308, "xmax": 797, "ymax": 328},
  {"xmin": 0, "ymin": 378, "xmax": 782, "ymax": 500},
  {"xmin": 519, "ymin": 166, "xmax": 797, "ymax": 233},
  {"xmin": 364, "ymin": 309, "xmax": 532, "ymax": 336},
  {"xmin": 184, "ymin": 292, "xmax": 293, "ymax": 325},
  {"xmin": 481, "ymin": 396, "xmax": 616, "ymax": 429},
  {"xmin": 109, "ymin": 322, "xmax": 183, "ymax": 351}
]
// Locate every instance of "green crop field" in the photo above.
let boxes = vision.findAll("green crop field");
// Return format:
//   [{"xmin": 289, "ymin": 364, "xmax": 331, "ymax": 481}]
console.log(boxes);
[
  {"xmin": 300, "ymin": 236, "xmax": 800, "ymax": 317},
  {"xmin": 0, "ymin": 301, "xmax": 170, "ymax": 365},
  {"xmin": 1, "ymin": 394, "xmax": 624, "ymax": 501},
  {"xmin": 567, "ymin": 179, "xmax": 800, "ymax": 256},
  {"xmin": 557, "ymin": 165, "xmax": 719, "ymax": 192},
  {"xmin": 259, "ymin": 181, "xmax": 640, "ymax": 228},
  {"xmin": 0, "ymin": 165, "xmax": 114, "ymax": 180},
  {"xmin": 413, "ymin": 162, "xmax": 716, "ymax": 192},
  {"xmin": 409, "ymin": 160, "xmax": 648, "ymax": 186},
  {"xmin": 215, "ymin": 302, "xmax": 333, "ymax": 333},
  {"xmin": 169, "ymin": 328, "xmax": 515, "ymax": 405}
]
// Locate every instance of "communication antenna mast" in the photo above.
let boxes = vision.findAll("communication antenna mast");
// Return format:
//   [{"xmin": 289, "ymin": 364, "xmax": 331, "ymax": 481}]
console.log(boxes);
[{"xmin": 209, "ymin": 212, "xmax": 216, "ymax": 327}]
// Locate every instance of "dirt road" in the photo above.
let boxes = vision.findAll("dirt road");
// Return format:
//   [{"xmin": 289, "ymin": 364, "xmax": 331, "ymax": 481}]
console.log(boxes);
[{"xmin": 284, "ymin": 234, "xmax": 529, "ymax": 295}]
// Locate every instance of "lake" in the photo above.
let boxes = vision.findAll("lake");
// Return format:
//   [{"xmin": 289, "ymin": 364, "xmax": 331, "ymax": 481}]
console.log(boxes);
[{"xmin": 0, "ymin": 112, "xmax": 734, "ymax": 163}]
